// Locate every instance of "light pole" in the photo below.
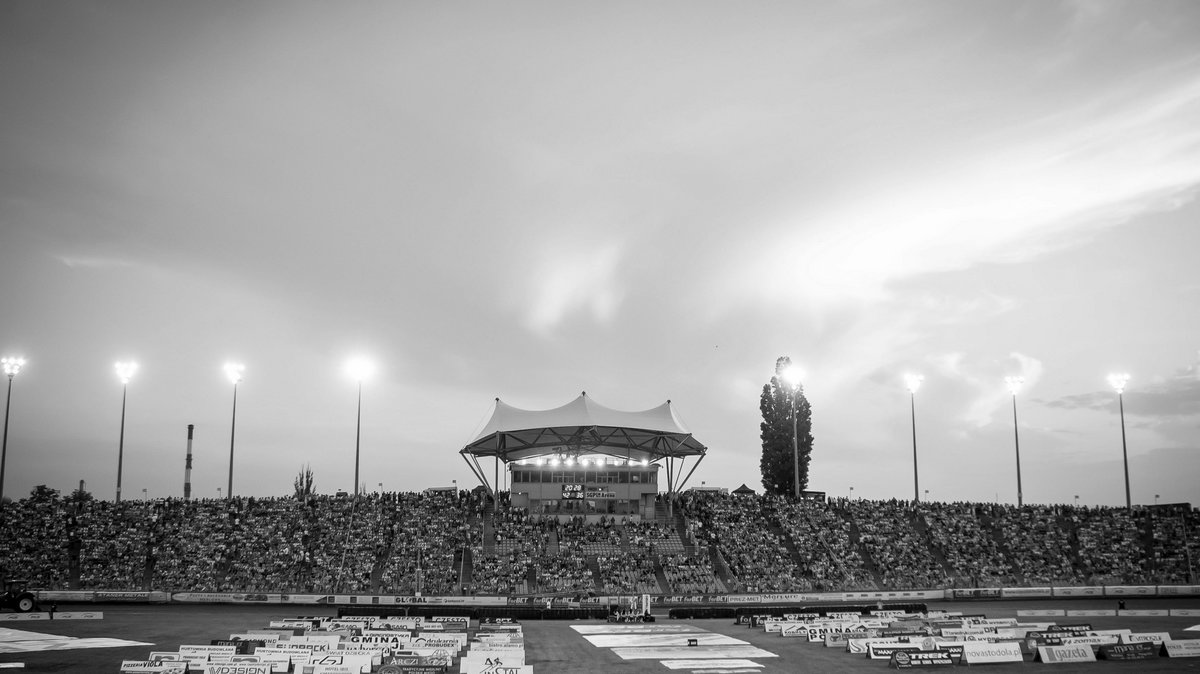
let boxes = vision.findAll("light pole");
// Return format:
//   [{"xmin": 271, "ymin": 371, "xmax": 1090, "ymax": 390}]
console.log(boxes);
[
  {"xmin": 1108, "ymin": 373, "xmax": 1131, "ymax": 511},
  {"xmin": 114, "ymin": 361, "xmax": 138, "ymax": 503},
  {"xmin": 782, "ymin": 365, "xmax": 803, "ymax": 499},
  {"xmin": 224, "ymin": 363, "xmax": 244, "ymax": 499},
  {"xmin": 346, "ymin": 358, "xmax": 374, "ymax": 498},
  {"xmin": 849, "ymin": 486, "xmax": 854, "ymax": 500},
  {"xmin": 1005, "ymin": 376, "xmax": 1024, "ymax": 507},
  {"xmin": 1, "ymin": 356, "xmax": 26, "ymax": 505},
  {"xmin": 905, "ymin": 374, "xmax": 923, "ymax": 502}
]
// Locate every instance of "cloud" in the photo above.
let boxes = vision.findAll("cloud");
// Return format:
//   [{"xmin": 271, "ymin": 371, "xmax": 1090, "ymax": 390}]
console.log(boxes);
[
  {"xmin": 56, "ymin": 254, "xmax": 136, "ymax": 270},
  {"xmin": 523, "ymin": 240, "xmax": 625, "ymax": 335},
  {"xmin": 720, "ymin": 72, "xmax": 1200, "ymax": 310},
  {"xmin": 1048, "ymin": 358, "xmax": 1200, "ymax": 417}
]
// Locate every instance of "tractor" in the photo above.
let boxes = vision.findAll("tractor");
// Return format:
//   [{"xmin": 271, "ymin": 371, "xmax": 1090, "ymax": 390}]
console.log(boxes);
[{"xmin": 0, "ymin": 579, "xmax": 40, "ymax": 612}]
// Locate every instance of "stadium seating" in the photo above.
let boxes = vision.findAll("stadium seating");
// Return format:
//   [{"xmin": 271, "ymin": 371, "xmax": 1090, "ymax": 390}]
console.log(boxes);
[{"xmin": 1, "ymin": 486, "xmax": 1196, "ymax": 595}]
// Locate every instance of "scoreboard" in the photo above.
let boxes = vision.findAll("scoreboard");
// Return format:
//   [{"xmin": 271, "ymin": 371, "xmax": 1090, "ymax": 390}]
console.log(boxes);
[{"xmin": 561, "ymin": 484, "xmax": 584, "ymax": 500}]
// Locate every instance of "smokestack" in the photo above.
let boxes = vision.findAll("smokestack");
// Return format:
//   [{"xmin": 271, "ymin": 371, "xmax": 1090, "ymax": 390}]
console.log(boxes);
[{"xmin": 184, "ymin": 424, "xmax": 194, "ymax": 500}]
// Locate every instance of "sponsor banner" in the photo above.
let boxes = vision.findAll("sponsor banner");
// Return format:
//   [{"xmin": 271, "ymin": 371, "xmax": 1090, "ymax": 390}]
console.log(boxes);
[
  {"xmin": 1099, "ymin": 641, "xmax": 1159, "ymax": 660},
  {"xmin": 1066, "ymin": 609, "xmax": 1117, "ymax": 617},
  {"xmin": 1036, "ymin": 644, "xmax": 1096, "ymax": 663},
  {"xmin": 890, "ymin": 650, "xmax": 955, "ymax": 668},
  {"xmin": 36, "ymin": 590, "xmax": 95, "ymax": 602},
  {"xmin": 779, "ymin": 624, "xmax": 808, "ymax": 638},
  {"xmin": 950, "ymin": 588, "xmax": 1001, "ymax": 599},
  {"xmin": 461, "ymin": 653, "xmax": 526, "ymax": 668},
  {"xmin": 867, "ymin": 643, "xmax": 923, "ymax": 660},
  {"xmin": 204, "ymin": 666, "xmax": 271, "ymax": 674},
  {"xmin": 1105, "ymin": 585, "xmax": 1156, "ymax": 596},
  {"xmin": 226, "ymin": 656, "xmax": 289, "ymax": 674},
  {"xmin": 305, "ymin": 652, "xmax": 374, "ymax": 671},
  {"xmin": 760, "ymin": 593, "xmax": 824, "ymax": 603},
  {"xmin": 1001, "ymin": 587, "xmax": 1052, "ymax": 599},
  {"xmin": 966, "ymin": 618, "xmax": 1017, "ymax": 627},
  {"xmin": 252, "ymin": 647, "xmax": 314, "ymax": 664},
  {"xmin": 1052, "ymin": 586, "xmax": 1102, "ymax": 597},
  {"xmin": 962, "ymin": 642, "xmax": 1023, "ymax": 664},
  {"xmin": 938, "ymin": 628, "xmax": 988, "ymax": 638},
  {"xmin": 120, "ymin": 662, "xmax": 187, "ymax": 673},
  {"xmin": 425, "ymin": 616, "xmax": 469, "ymax": 630},
  {"xmin": 94, "ymin": 591, "xmax": 170, "ymax": 603},
  {"xmin": 1172, "ymin": 609, "xmax": 1200, "ymax": 617},
  {"xmin": 180, "ymin": 645, "xmax": 238, "ymax": 659},
  {"xmin": 828, "ymin": 612, "xmax": 862, "ymax": 621},
  {"xmin": 1164, "ymin": 640, "xmax": 1200, "ymax": 658},
  {"xmin": 172, "ymin": 593, "xmax": 282, "ymax": 604},
  {"xmin": 1121, "ymin": 632, "xmax": 1172, "ymax": 645},
  {"xmin": 1059, "ymin": 635, "xmax": 1119, "ymax": 647},
  {"xmin": 842, "ymin": 590, "xmax": 945, "ymax": 601},
  {"xmin": 1119, "ymin": 609, "xmax": 1169, "ymax": 617},
  {"xmin": 52, "ymin": 611, "xmax": 104, "ymax": 620},
  {"xmin": 1157, "ymin": 585, "xmax": 1200, "ymax": 596},
  {"xmin": 460, "ymin": 665, "xmax": 532, "ymax": 674},
  {"xmin": 0, "ymin": 612, "xmax": 48, "ymax": 621}
]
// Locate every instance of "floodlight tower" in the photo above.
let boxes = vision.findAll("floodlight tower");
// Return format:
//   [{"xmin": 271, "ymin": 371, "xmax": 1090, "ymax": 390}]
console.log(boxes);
[
  {"xmin": 1108, "ymin": 373, "xmax": 1131, "ymax": 510},
  {"xmin": 225, "ymin": 362, "xmax": 244, "ymax": 499},
  {"xmin": 1, "ymin": 356, "xmax": 27, "ymax": 505},
  {"xmin": 346, "ymin": 357, "xmax": 374, "ymax": 498},
  {"xmin": 114, "ymin": 361, "xmax": 138, "ymax": 502},
  {"xmin": 905, "ymin": 374, "xmax": 924, "ymax": 502},
  {"xmin": 1005, "ymin": 376, "xmax": 1024, "ymax": 507},
  {"xmin": 782, "ymin": 365, "xmax": 803, "ymax": 499}
]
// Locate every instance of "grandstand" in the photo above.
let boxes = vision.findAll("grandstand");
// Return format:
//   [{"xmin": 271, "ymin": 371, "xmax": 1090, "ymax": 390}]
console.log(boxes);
[{"xmin": 2, "ymin": 487, "xmax": 1196, "ymax": 597}]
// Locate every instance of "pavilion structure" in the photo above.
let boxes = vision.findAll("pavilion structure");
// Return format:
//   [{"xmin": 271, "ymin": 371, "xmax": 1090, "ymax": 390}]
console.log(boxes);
[{"xmin": 460, "ymin": 392, "xmax": 707, "ymax": 518}]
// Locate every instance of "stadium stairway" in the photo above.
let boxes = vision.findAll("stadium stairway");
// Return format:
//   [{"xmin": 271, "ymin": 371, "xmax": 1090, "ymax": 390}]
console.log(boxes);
[{"xmin": 842, "ymin": 512, "xmax": 886, "ymax": 589}]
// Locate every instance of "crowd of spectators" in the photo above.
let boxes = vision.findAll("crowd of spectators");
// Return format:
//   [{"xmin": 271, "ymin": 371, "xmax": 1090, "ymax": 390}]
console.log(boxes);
[
  {"xmin": 2, "ymin": 485, "xmax": 1197, "ymax": 595},
  {"xmin": 596, "ymin": 554, "xmax": 659, "ymax": 594}
]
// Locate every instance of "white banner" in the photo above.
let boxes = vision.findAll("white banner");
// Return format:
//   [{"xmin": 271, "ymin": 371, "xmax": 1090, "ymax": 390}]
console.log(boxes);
[
  {"xmin": 962, "ymin": 641, "xmax": 1023, "ymax": 664},
  {"xmin": 1001, "ymin": 587, "xmax": 1052, "ymax": 598},
  {"xmin": 1052, "ymin": 586, "xmax": 1103, "ymax": 597},
  {"xmin": 1104, "ymin": 585, "xmax": 1156, "ymax": 596}
]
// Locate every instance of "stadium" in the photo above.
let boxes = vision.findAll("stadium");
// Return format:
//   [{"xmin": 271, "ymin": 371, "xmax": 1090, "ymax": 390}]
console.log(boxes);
[{"xmin": 3, "ymin": 393, "xmax": 1199, "ymax": 671}]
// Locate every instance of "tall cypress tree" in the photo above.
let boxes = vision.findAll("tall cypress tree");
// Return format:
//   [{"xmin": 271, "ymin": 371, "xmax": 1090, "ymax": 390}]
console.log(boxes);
[{"xmin": 760, "ymin": 356, "xmax": 814, "ymax": 497}]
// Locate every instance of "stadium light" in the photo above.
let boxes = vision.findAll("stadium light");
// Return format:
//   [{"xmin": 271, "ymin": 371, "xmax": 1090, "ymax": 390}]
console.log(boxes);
[
  {"xmin": 1, "ymin": 356, "xmax": 26, "ymax": 506},
  {"xmin": 346, "ymin": 357, "xmax": 373, "ymax": 498},
  {"xmin": 224, "ymin": 363, "xmax": 244, "ymax": 500},
  {"xmin": 1004, "ymin": 376, "xmax": 1024, "ymax": 507},
  {"xmin": 1108, "ymin": 373, "xmax": 1131, "ymax": 510},
  {"xmin": 782, "ymin": 365, "xmax": 803, "ymax": 500},
  {"xmin": 114, "ymin": 361, "xmax": 139, "ymax": 502},
  {"xmin": 905, "ymin": 374, "xmax": 923, "ymax": 502}
]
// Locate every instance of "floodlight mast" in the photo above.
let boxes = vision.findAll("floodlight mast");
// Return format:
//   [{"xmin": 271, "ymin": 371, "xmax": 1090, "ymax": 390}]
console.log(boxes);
[
  {"xmin": 1108, "ymin": 373, "xmax": 1131, "ymax": 510},
  {"xmin": 346, "ymin": 358, "xmax": 374, "ymax": 498},
  {"xmin": 225, "ymin": 363, "xmax": 244, "ymax": 499},
  {"xmin": 1, "ymin": 356, "xmax": 27, "ymax": 506},
  {"xmin": 1005, "ymin": 376, "xmax": 1024, "ymax": 507},
  {"xmin": 782, "ymin": 365, "xmax": 803, "ymax": 499},
  {"xmin": 905, "ymin": 374, "xmax": 924, "ymax": 502},
  {"xmin": 114, "ymin": 361, "xmax": 138, "ymax": 502}
]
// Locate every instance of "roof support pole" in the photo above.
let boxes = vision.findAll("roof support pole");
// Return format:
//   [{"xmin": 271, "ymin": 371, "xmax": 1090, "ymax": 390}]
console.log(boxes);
[{"xmin": 460, "ymin": 453, "xmax": 494, "ymax": 499}]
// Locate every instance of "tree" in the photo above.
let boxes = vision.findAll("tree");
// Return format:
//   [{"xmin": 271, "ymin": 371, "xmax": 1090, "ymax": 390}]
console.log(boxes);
[
  {"xmin": 760, "ymin": 356, "xmax": 814, "ymax": 497},
  {"xmin": 293, "ymin": 463, "xmax": 315, "ymax": 501}
]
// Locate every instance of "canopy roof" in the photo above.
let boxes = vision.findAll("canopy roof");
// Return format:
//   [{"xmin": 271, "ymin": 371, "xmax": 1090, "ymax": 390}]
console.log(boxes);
[{"xmin": 461, "ymin": 392, "xmax": 707, "ymax": 464}]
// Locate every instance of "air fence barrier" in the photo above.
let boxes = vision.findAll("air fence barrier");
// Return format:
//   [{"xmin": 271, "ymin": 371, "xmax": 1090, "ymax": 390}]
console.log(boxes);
[{"xmin": 32, "ymin": 584, "xmax": 1200, "ymax": 616}]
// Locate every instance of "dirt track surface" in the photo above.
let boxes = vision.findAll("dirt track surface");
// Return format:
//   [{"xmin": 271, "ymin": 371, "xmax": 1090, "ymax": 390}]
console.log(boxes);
[{"xmin": 2, "ymin": 599, "xmax": 1200, "ymax": 672}]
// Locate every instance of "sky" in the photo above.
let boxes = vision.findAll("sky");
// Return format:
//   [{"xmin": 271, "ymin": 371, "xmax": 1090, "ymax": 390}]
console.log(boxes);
[{"xmin": 2, "ymin": 0, "xmax": 1199, "ymax": 507}]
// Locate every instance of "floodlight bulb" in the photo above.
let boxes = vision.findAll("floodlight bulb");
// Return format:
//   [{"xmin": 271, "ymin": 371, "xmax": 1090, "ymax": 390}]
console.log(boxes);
[
  {"xmin": 345, "ymin": 357, "xmax": 374, "ymax": 382},
  {"xmin": 115, "ymin": 361, "xmax": 139, "ymax": 384},
  {"xmin": 782, "ymin": 365, "xmax": 803, "ymax": 389},
  {"xmin": 904, "ymin": 373, "xmax": 923, "ymax": 394},
  {"xmin": 224, "ymin": 362, "xmax": 245, "ymax": 384},
  {"xmin": 1107, "ymin": 373, "xmax": 1130, "ymax": 394},
  {"xmin": 1004, "ymin": 376, "xmax": 1023, "ymax": 395},
  {"xmin": 1, "ymin": 356, "xmax": 25, "ymax": 377}
]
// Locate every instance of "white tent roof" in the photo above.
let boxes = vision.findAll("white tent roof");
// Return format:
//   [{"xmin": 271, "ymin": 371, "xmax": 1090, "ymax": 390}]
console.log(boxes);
[{"xmin": 461, "ymin": 392, "xmax": 707, "ymax": 463}]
